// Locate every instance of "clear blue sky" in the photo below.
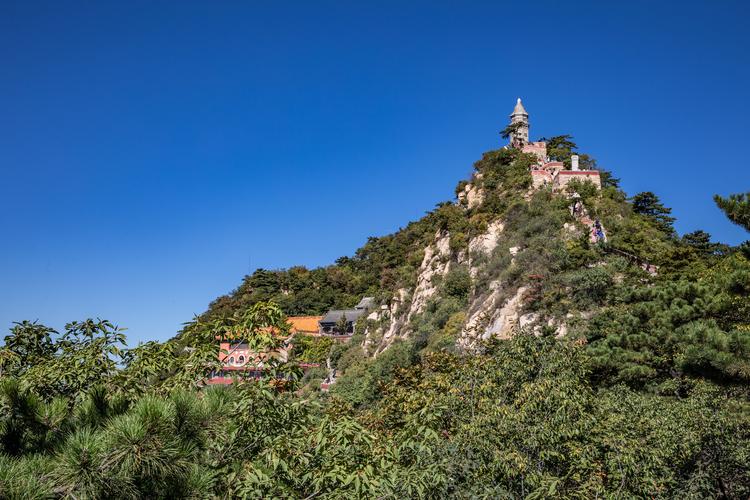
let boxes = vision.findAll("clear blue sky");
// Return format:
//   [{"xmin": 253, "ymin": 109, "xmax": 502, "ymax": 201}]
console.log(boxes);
[{"xmin": 2, "ymin": 1, "xmax": 749, "ymax": 344}]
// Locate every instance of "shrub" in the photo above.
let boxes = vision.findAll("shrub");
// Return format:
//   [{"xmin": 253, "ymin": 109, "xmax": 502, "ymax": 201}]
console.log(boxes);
[
  {"xmin": 567, "ymin": 266, "xmax": 613, "ymax": 307},
  {"xmin": 442, "ymin": 266, "xmax": 472, "ymax": 300}
]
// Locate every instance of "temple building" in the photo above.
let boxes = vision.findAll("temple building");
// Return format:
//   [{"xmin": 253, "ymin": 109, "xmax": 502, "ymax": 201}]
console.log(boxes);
[
  {"xmin": 318, "ymin": 297, "xmax": 374, "ymax": 336},
  {"xmin": 507, "ymin": 98, "xmax": 601, "ymax": 191},
  {"xmin": 206, "ymin": 297, "xmax": 374, "ymax": 385}
]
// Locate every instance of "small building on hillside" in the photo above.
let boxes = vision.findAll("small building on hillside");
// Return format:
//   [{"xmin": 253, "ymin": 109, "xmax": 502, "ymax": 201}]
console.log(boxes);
[
  {"xmin": 206, "ymin": 316, "xmax": 323, "ymax": 386},
  {"xmin": 207, "ymin": 339, "xmax": 292, "ymax": 385},
  {"xmin": 318, "ymin": 297, "xmax": 374, "ymax": 336},
  {"xmin": 206, "ymin": 298, "xmax": 376, "ymax": 385}
]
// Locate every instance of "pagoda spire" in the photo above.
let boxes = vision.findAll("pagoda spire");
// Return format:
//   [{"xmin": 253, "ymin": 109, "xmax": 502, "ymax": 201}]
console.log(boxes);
[
  {"xmin": 511, "ymin": 97, "xmax": 528, "ymax": 117},
  {"xmin": 508, "ymin": 97, "xmax": 530, "ymax": 147}
]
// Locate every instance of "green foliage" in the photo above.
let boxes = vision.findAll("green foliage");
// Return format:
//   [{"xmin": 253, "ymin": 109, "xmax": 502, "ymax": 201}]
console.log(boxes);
[
  {"xmin": 1, "ymin": 321, "xmax": 56, "ymax": 375},
  {"xmin": 0, "ymin": 454, "xmax": 55, "ymax": 499},
  {"xmin": 472, "ymin": 147, "xmax": 531, "ymax": 196},
  {"xmin": 597, "ymin": 168, "xmax": 621, "ymax": 189},
  {"xmin": 368, "ymin": 335, "xmax": 750, "ymax": 498},
  {"xmin": 0, "ymin": 319, "xmax": 127, "ymax": 401},
  {"xmin": 682, "ymin": 229, "xmax": 727, "ymax": 256},
  {"xmin": 715, "ymin": 192, "xmax": 750, "ymax": 257},
  {"xmin": 714, "ymin": 192, "xmax": 750, "ymax": 232},
  {"xmin": 332, "ymin": 340, "xmax": 417, "ymax": 407},
  {"xmin": 423, "ymin": 310, "xmax": 466, "ymax": 352},
  {"xmin": 441, "ymin": 265, "xmax": 472, "ymax": 299},
  {"xmin": 543, "ymin": 134, "xmax": 598, "ymax": 170},
  {"xmin": 335, "ymin": 312, "xmax": 350, "ymax": 335},
  {"xmin": 500, "ymin": 121, "xmax": 525, "ymax": 140},
  {"xmin": 565, "ymin": 177, "xmax": 599, "ymax": 205},
  {"xmin": 293, "ymin": 335, "xmax": 334, "ymax": 364},
  {"xmin": 567, "ymin": 265, "xmax": 613, "ymax": 307},
  {"xmin": 631, "ymin": 191, "xmax": 676, "ymax": 236},
  {"xmin": 586, "ymin": 253, "xmax": 750, "ymax": 386}
]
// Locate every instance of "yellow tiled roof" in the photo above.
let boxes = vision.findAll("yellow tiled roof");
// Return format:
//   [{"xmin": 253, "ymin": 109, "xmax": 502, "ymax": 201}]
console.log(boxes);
[{"xmin": 288, "ymin": 316, "xmax": 322, "ymax": 333}]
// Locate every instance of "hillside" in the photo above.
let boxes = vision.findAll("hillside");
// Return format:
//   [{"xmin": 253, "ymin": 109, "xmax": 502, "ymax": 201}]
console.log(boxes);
[
  {"xmin": 2, "ymin": 108, "xmax": 749, "ymax": 498},
  {"xmin": 196, "ymin": 129, "xmax": 748, "ymax": 400}
]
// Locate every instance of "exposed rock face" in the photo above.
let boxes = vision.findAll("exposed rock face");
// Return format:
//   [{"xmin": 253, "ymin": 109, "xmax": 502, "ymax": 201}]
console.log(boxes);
[
  {"xmin": 459, "ymin": 220, "xmax": 504, "ymax": 278},
  {"xmin": 458, "ymin": 181, "xmax": 485, "ymax": 209},
  {"xmin": 362, "ymin": 213, "xmax": 540, "ymax": 353},
  {"xmin": 468, "ymin": 220, "xmax": 504, "ymax": 256},
  {"xmin": 363, "ymin": 288, "xmax": 409, "ymax": 353},
  {"xmin": 518, "ymin": 312, "xmax": 568, "ymax": 337},
  {"xmin": 406, "ymin": 231, "xmax": 452, "ymax": 321},
  {"xmin": 379, "ymin": 288, "xmax": 410, "ymax": 348},
  {"xmin": 362, "ymin": 183, "xmax": 586, "ymax": 355},
  {"xmin": 518, "ymin": 312, "xmax": 538, "ymax": 330},
  {"xmin": 459, "ymin": 284, "xmax": 528, "ymax": 348}
]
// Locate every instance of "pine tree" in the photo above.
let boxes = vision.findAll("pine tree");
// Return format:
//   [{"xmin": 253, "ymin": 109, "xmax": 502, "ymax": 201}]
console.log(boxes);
[
  {"xmin": 715, "ymin": 192, "xmax": 750, "ymax": 257},
  {"xmin": 335, "ymin": 313, "xmax": 349, "ymax": 335},
  {"xmin": 714, "ymin": 192, "xmax": 750, "ymax": 232},
  {"xmin": 682, "ymin": 230, "xmax": 726, "ymax": 256},
  {"xmin": 630, "ymin": 191, "xmax": 676, "ymax": 236}
]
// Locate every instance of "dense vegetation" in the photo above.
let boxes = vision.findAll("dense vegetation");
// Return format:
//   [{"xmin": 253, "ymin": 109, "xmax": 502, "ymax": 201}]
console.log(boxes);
[{"xmin": 2, "ymin": 139, "xmax": 749, "ymax": 498}]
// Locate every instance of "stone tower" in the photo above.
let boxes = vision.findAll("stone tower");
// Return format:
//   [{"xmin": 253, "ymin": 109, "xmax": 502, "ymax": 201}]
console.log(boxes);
[{"xmin": 509, "ymin": 97, "xmax": 529, "ymax": 147}]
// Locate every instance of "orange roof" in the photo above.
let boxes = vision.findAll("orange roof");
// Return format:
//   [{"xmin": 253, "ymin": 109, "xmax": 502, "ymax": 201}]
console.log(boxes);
[{"xmin": 288, "ymin": 316, "xmax": 322, "ymax": 333}]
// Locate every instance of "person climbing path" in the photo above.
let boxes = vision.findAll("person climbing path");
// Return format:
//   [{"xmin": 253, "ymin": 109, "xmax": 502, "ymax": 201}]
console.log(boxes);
[
  {"xmin": 570, "ymin": 196, "xmax": 607, "ymax": 244},
  {"xmin": 594, "ymin": 219, "xmax": 606, "ymax": 242}
]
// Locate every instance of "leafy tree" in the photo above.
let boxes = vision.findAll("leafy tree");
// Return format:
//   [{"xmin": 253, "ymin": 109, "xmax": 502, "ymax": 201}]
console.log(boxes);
[
  {"xmin": 292, "ymin": 335, "xmax": 334, "ymax": 363},
  {"xmin": 5, "ymin": 319, "xmax": 127, "ymax": 401},
  {"xmin": 715, "ymin": 192, "xmax": 750, "ymax": 257},
  {"xmin": 598, "ymin": 168, "xmax": 621, "ymax": 189},
  {"xmin": 0, "ymin": 321, "xmax": 56, "ymax": 377}
]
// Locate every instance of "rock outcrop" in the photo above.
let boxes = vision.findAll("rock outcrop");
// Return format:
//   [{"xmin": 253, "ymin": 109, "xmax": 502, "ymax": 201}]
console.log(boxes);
[
  {"xmin": 458, "ymin": 180, "xmax": 485, "ymax": 209},
  {"xmin": 459, "ymin": 284, "xmax": 527, "ymax": 348},
  {"xmin": 407, "ymin": 231, "xmax": 452, "ymax": 321}
]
